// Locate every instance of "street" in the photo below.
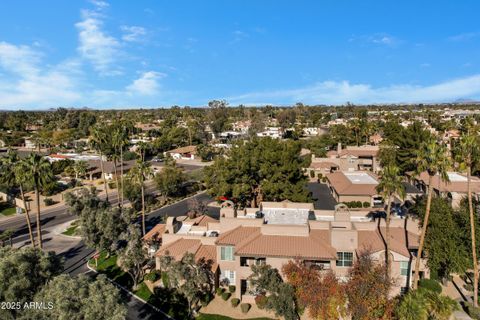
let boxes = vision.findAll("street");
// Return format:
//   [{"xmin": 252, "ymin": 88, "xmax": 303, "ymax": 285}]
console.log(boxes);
[{"xmin": 0, "ymin": 165, "xmax": 215, "ymax": 320}]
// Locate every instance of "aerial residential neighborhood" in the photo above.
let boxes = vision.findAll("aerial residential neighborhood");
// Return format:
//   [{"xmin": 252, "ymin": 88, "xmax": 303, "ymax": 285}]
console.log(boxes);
[{"xmin": 1, "ymin": 1, "xmax": 480, "ymax": 320}]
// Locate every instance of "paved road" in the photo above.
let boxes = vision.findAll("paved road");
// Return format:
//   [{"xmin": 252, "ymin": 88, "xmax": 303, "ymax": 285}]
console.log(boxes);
[{"xmin": 308, "ymin": 182, "xmax": 337, "ymax": 210}]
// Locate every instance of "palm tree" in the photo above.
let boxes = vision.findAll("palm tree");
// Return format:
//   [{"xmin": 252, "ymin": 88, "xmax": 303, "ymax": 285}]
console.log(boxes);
[
  {"xmin": 456, "ymin": 125, "xmax": 480, "ymax": 306},
  {"xmin": 0, "ymin": 150, "xmax": 35, "ymax": 247},
  {"xmin": 129, "ymin": 160, "xmax": 153, "ymax": 235},
  {"xmin": 412, "ymin": 139, "xmax": 451, "ymax": 289},
  {"xmin": 15, "ymin": 160, "xmax": 36, "ymax": 247},
  {"xmin": 90, "ymin": 126, "xmax": 109, "ymax": 202},
  {"xmin": 376, "ymin": 164, "xmax": 406, "ymax": 279},
  {"xmin": 24, "ymin": 153, "xmax": 53, "ymax": 249},
  {"xmin": 111, "ymin": 125, "xmax": 128, "ymax": 207}
]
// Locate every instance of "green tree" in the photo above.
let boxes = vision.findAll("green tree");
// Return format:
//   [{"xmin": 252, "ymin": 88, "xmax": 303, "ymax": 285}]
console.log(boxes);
[
  {"xmin": 395, "ymin": 288, "xmax": 458, "ymax": 320},
  {"xmin": 0, "ymin": 247, "xmax": 62, "ymax": 319},
  {"xmin": 90, "ymin": 125, "xmax": 110, "ymax": 202},
  {"xmin": 20, "ymin": 274, "xmax": 126, "ymax": 320},
  {"xmin": 24, "ymin": 153, "xmax": 53, "ymax": 249},
  {"xmin": 65, "ymin": 188, "xmax": 129, "ymax": 255},
  {"xmin": 413, "ymin": 197, "xmax": 469, "ymax": 279},
  {"xmin": 455, "ymin": 124, "xmax": 480, "ymax": 306},
  {"xmin": 73, "ymin": 160, "xmax": 89, "ymax": 180},
  {"xmin": 412, "ymin": 139, "xmax": 451, "ymax": 289},
  {"xmin": 392, "ymin": 121, "xmax": 432, "ymax": 174},
  {"xmin": 128, "ymin": 160, "xmax": 153, "ymax": 235},
  {"xmin": 376, "ymin": 164, "xmax": 405, "ymax": 278},
  {"xmin": 208, "ymin": 100, "xmax": 230, "ymax": 136},
  {"xmin": 249, "ymin": 264, "xmax": 299, "ymax": 320},
  {"xmin": 0, "ymin": 150, "xmax": 35, "ymax": 247},
  {"xmin": 204, "ymin": 138, "xmax": 310, "ymax": 208},
  {"xmin": 117, "ymin": 226, "xmax": 148, "ymax": 290},
  {"xmin": 154, "ymin": 161, "xmax": 186, "ymax": 198},
  {"xmin": 161, "ymin": 253, "xmax": 215, "ymax": 317}
]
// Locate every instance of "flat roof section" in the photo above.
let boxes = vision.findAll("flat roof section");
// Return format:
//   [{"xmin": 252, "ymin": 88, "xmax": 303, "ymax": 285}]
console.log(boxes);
[{"xmin": 344, "ymin": 172, "xmax": 378, "ymax": 184}]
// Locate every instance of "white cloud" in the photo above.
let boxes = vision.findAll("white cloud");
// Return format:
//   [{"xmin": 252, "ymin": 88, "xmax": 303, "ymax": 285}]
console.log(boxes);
[
  {"xmin": 228, "ymin": 75, "xmax": 480, "ymax": 105},
  {"xmin": 127, "ymin": 71, "xmax": 165, "ymax": 95},
  {"xmin": 349, "ymin": 33, "xmax": 401, "ymax": 47},
  {"xmin": 121, "ymin": 25, "xmax": 147, "ymax": 42},
  {"xmin": 0, "ymin": 41, "xmax": 41, "ymax": 75},
  {"xmin": 0, "ymin": 42, "xmax": 81, "ymax": 108},
  {"xmin": 448, "ymin": 32, "xmax": 480, "ymax": 42},
  {"xmin": 89, "ymin": 0, "xmax": 109, "ymax": 9},
  {"xmin": 75, "ymin": 9, "xmax": 121, "ymax": 75}
]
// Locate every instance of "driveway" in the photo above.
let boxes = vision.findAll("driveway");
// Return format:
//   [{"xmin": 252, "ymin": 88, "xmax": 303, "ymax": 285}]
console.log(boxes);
[{"xmin": 307, "ymin": 182, "xmax": 337, "ymax": 210}]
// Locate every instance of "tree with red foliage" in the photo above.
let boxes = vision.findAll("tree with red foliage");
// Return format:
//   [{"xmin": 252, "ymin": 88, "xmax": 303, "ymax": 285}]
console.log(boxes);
[
  {"xmin": 282, "ymin": 260, "xmax": 346, "ymax": 320},
  {"xmin": 344, "ymin": 252, "xmax": 395, "ymax": 320}
]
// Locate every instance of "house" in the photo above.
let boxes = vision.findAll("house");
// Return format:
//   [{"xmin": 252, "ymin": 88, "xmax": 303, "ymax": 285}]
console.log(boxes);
[
  {"xmin": 24, "ymin": 138, "xmax": 36, "ymax": 149},
  {"xmin": 311, "ymin": 143, "xmax": 380, "ymax": 173},
  {"xmin": 153, "ymin": 201, "xmax": 427, "ymax": 301},
  {"xmin": 165, "ymin": 145, "xmax": 197, "ymax": 160},
  {"xmin": 256, "ymin": 127, "xmax": 283, "ymax": 139},
  {"xmin": 86, "ymin": 160, "xmax": 137, "ymax": 180},
  {"xmin": 143, "ymin": 224, "xmax": 166, "ymax": 256},
  {"xmin": 406, "ymin": 171, "xmax": 480, "ymax": 209},
  {"xmin": 326, "ymin": 171, "xmax": 382, "ymax": 207}
]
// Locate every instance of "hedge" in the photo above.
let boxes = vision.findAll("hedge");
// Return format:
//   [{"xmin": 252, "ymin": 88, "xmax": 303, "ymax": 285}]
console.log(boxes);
[
  {"xmin": 231, "ymin": 298, "xmax": 240, "ymax": 307},
  {"xmin": 240, "ymin": 303, "xmax": 251, "ymax": 314}
]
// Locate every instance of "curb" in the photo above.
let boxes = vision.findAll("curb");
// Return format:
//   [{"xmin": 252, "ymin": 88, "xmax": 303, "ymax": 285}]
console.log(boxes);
[{"xmin": 86, "ymin": 262, "xmax": 174, "ymax": 319}]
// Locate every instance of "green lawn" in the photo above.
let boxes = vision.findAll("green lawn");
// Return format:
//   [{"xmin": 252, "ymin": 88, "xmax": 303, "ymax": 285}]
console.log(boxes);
[
  {"xmin": 197, "ymin": 314, "xmax": 275, "ymax": 320},
  {"xmin": 0, "ymin": 203, "xmax": 16, "ymax": 216},
  {"xmin": 61, "ymin": 221, "xmax": 79, "ymax": 236},
  {"xmin": 88, "ymin": 252, "xmax": 153, "ymax": 301}
]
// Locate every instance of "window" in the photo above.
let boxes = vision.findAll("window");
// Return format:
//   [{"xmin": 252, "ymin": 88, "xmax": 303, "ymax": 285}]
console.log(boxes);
[
  {"xmin": 222, "ymin": 270, "xmax": 236, "ymax": 284},
  {"xmin": 220, "ymin": 246, "xmax": 234, "ymax": 261},
  {"xmin": 336, "ymin": 252, "xmax": 353, "ymax": 267},
  {"xmin": 400, "ymin": 261, "xmax": 409, "ymax": 276}
]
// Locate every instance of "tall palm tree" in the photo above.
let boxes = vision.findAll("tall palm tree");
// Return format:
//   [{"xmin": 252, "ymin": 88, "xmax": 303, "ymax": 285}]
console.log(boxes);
[
  {"xmin": 456, "ymin": 125, "xmax": 480, "ymax": 307},
  {"xmin": 15, "ymin": 160, "xmax": 36, "ymax": 247},
  {"xmin": 0, "ymin": 150, "xmax": 36, "ymax": 247},
  {"xmin": 24, "ymin": 153, "xmax": 53, "ymax": 249},
  {"xmin": 111, "ymin": 125, "xmax": 129, "ymax": 207},
  {"xmin": 376, "ymin": 164, "xmax": 406, "ymax": 279},
  {"xmin": 129, "ymin": 160, "xmax": 153, "ymax": 235},
  {"xmin": 412, "ymin": 139, "xmax": 451, "ymax": 289},
  {"xmin": 90, "ymin": 126, "xmax": 109, "ymax": 202}
]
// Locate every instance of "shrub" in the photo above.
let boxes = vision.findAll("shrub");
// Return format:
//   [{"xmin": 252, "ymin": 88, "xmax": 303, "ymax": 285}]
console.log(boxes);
[
  {"xmin": 201, "ymin": 292, "xmax": 213, "ymax": 307},
  {"xmin": 321, "ymin": 177, "xmax": 327, "ymax": 183},
  {"xmin": 108, "ymin": 181, "xmax": 116, "ymax": 189},
  {"xmin": 240, "ymin": 303, "xmax": 251, "ymax": 314},
  {"xmin": 355, "ymin": 201, "xmax": 362, "ymax": 208},
  {"xmin": 255, "ymin": 294, "xmax": 268, "ymax": 309},
  {"xmin": 362, "ymin": 201, "xmax": 370, "ymax": 208},
  {"xmin": 216, "ymin": 287, "xmax": 225, "ymax": 296},
  {"xmin": 465, "ymin": 302, "xmax": 480, "ymax": 320},
  {"xmin": 317, "ymin": 173, "xmax": 323, "ymax": 179},
  {"xmin": 418, "ymin": 278, "xmax": 442, "ymax": 293},
  {"xmin": 161, "ymin": 272, "xmax": 169, "ymax": 288},
  {"xmin": 221, "ymin": 292, "xmax": 231, "ymax": 301},
  {"xmin": 309, "ymin": 170, "xmax": 315, "ymax": 178},
  {"xmin": 144, "ymin": 270, "xmax": 161, "ymax": 282},
  {"xmin": 43, "ymin": 198, "xmax": 55, "ymax": 206},
  {"xmin": 231, "ymin": 298, "xmax": 240, "ymax": 307},
  {"xmin": 228, "ymin": 285, "xmax": 236, "ymax": 293}
]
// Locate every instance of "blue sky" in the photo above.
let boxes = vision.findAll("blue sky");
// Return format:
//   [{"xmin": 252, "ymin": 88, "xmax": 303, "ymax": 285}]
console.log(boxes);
[{"xmin": 0, "ymin": 0, "xmax": 479, "ymax": 109}]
